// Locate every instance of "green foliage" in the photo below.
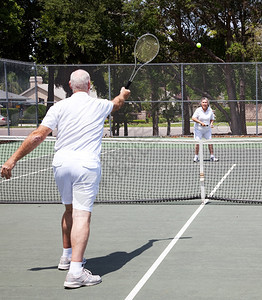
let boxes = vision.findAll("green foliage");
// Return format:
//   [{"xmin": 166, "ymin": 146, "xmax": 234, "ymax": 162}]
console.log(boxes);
[
  {"xmin": 0, "ymin": 1, "xmax": 24, "ymax": 58},
  {"xmin": 0, "ymin": 0, "xmax": 41, "ymax": 61},
  {"xmin": 35, "ymin": 0, "xmax": 129, "ymax": 64},
  {"xmin": 1, "ymin": 0, "xmax": 261, "ymax": 136},
  {"xmin": 23, "ymin": 104, "xmax": 46, "ymax": 122},
  {"xmin": 0, "ymin": 0, "xmax": 261, "ymax": 65},
  {"xmin": 131, "ymin": 119, "xmax": 147, "ymax": 124},
  {"xmin": 215, "ymin": 107, "xmax": 230, "ymax": 122}
]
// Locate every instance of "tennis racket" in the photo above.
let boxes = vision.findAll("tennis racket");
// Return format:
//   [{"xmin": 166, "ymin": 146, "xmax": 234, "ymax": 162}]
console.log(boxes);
[{"xmin": 126, "ymin": 33, "xmax": 159, "ymax": 89}]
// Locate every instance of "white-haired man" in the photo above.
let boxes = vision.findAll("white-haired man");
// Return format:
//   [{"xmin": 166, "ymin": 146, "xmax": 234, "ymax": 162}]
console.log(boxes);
[{"xmin": 1, "ymin": 69, "xmax": 131, "ymax": 288}]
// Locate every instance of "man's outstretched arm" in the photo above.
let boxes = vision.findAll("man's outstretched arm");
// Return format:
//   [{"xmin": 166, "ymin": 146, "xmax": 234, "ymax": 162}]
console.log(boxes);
[{"xmin": 1, "ymin": 125, "xmax": 52, "ymax": 179}]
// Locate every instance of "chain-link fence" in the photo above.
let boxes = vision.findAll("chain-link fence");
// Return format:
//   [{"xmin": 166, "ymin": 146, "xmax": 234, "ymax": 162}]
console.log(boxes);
[{"xmin": 0, "ymin": 58, "xmax": 261, "ymax": 137}]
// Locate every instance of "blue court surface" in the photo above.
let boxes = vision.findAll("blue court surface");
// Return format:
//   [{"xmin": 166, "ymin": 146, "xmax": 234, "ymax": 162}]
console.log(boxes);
[{"xmin": 1, "ymin": 202, "xmax": 262, "ymax": 300}]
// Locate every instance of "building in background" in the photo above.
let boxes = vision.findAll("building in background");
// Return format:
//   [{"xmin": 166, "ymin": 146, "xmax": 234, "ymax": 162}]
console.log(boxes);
[
  {"xmin": 20, "ymin": 76, "xmax": 67, "ymax": 105},
  {"xmin": 0, "ymin": 90, "xmax": 31, "ymax": 108}
]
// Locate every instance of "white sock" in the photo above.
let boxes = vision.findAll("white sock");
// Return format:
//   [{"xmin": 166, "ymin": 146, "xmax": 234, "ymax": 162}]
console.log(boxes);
[
  {"xmin": 210, "ymin": 154, "xmax": 214, "ymax": 158},
  {"xmin": 69, "ymin": 262, "xmax": 83, "ymax": 276},
  {"xmin": 62, "ymin": 248, "xmax": 72, "ymax": 258},
  {"xmin": 194, "ymin": 155, "xmax": 199, "ymax": 159}
]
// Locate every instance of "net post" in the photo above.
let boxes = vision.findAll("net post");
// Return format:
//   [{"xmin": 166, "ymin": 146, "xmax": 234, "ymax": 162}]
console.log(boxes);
[{"xmin": 199, "ymin": 140, "xmax": 206, "ymax": 203}]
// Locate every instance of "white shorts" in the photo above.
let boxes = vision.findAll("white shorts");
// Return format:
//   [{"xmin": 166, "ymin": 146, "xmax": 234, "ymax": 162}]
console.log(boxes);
[
  {"xmin": 53, "ymin": 160, "xmax": 101, "ymax": 212},
  {"xmin": 194, "ymin": 127, "xmax": 212, "ymax": 140}
]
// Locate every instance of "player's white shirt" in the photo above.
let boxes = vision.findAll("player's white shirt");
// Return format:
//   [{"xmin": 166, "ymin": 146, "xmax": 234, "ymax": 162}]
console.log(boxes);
[
  {"xmin": 41, "ymin": 91, "xmax": 113, "ymax": 164},
  {"xmin": 192, "ymin": 106, "xmax": 214, "ymax": 130}
]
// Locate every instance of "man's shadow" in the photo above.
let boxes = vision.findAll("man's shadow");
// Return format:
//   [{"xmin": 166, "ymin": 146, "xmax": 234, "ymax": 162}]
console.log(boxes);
[
  {"xmin": 28, "ymin": 238, "xmax": 191, "ymax": 274},
  {"xmin": 83, "ymin": 238, "xmax": 173, "ymax": 276}
]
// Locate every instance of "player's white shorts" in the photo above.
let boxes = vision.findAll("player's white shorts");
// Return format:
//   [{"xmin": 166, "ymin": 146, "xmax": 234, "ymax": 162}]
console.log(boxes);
[
  {"xmin": 194, "ymin": 127, "xmax": 212, "ymax": 140},
  {"xmin": 53, "ymin": 159, "xmax": 101, "ymax": 212}
]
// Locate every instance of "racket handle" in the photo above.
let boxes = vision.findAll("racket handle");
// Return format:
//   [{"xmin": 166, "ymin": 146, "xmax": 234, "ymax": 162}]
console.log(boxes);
[{"xmin": 125, "ymin": 81, "xmax": 132, "ymax": 89}]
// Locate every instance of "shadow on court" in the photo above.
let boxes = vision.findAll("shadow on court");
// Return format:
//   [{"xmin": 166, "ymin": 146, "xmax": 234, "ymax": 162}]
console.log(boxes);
[{"xmin": 28, "ymin": 238, "xmax": 181, "ymax": 275}]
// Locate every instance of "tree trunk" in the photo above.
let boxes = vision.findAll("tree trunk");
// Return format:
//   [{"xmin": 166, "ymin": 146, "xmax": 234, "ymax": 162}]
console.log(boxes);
[
  {"xmin": 183, "ymin": 100, "xmax": 191, "ymax": 135},
  {"xmin": 124, "ymin": 121, "xmax": 128, "ymax": 136},
  {"xmin": 46, "ymin": 66, "xmax": 54, "ymax": 136},
  {"xmin": 239, "ymin": 70, "xmax": 247, "ymax": 134},
  {"xmin": 46, "ymin": 66, "xmax": 54, "ymax": 113},
  {"xmin": 167, "ymin": 118, "xmax": 171, "ymax": 136},
  {"xmin": 150, "ymin": 78, "xmax": 159, "ymax": 136},
  {"xmin": 152, "ymin": 102, "xmax": 159, "ymax": 136},
  {"xmin": 224, "ymin": 65, "xmax": 241, "ymax": 135}
]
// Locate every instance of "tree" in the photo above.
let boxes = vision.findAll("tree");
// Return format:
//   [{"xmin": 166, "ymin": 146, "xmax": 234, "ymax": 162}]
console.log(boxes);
[
  {"xmin": 0, "ymin": 0, "xmax": 24, "ymax": 59},
  {"xmin": 34, "ymin": 0, "xmax": 133, "ymax": 64},
  {"xmin": 0, "ymin": 0, "xmax": 41, "ymax": 61},
  {"xmin": 154, "ymin": 0, "xmax": 262, "ymax": 134}
]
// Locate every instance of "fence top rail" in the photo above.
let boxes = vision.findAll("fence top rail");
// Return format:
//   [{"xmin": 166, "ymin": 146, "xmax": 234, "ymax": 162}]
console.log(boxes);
[
  {"xmin": 1, "ymin": 58, "xmax": 262, "ymax": 67},
  {"xmin": 35, "ymin": 61, "xmax": 262, "ymax": 67}
]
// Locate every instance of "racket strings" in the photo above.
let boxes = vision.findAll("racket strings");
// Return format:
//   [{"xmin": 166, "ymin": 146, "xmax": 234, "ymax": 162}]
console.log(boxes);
[{"xmin": 135, "ymin": 36, "xmax": 159, "ymax": 64}]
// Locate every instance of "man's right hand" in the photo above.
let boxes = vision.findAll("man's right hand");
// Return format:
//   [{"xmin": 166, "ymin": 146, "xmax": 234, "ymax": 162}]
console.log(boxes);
[
  {"xmin": 120, "ymin": 87, "xmax": 131, "ymax": 100},
  {"xmin": 111, "ymin": 87, "xmax": 131, "ymax": 112}
]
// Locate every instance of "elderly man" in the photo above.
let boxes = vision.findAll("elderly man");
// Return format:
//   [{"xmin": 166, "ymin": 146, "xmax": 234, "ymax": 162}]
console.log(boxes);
[{"xmin": 1, "ymin": 69, "xmax": 130, "ymax": 288}]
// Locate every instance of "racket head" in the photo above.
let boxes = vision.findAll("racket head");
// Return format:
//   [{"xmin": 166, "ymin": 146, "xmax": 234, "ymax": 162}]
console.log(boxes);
[
  {"xmin": 125, "ymin": 33, "xmax": 159, "ymax": 88},
  {"xmin": 134, "ymin": 33, "xmax": 159, "ymax": 64}
]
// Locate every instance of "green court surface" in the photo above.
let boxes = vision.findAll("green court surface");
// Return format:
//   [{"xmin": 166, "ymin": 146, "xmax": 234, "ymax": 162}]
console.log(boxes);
[{"xmin": 1, "ymin": 203, "xmax": 262, "ymax": 300}]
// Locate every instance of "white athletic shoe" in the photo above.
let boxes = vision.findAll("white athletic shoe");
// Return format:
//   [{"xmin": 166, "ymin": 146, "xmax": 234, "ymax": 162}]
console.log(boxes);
[
  {"xmin": 194, "ymin": 157, "xmax": 199, "ymax": 162},
  {"xmin": 210, "ymin": 157, "xmax": 219, "ymax": 162},
  {"xmin": 64, "ymin": 268, "xmax": 102, "ymax": 288}
]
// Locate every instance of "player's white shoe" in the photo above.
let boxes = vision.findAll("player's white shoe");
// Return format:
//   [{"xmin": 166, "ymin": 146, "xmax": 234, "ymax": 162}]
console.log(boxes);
[
  {"xmin": 64, "ymin": 268, "xmax": 102, "ymax": 288},
  {"xmin": 210, "ymin": 157, "xmax": 219, "ymax": 162},
  {"xmin": 194, "ymin": 157, "xmax": 199, "ymax": 162}
]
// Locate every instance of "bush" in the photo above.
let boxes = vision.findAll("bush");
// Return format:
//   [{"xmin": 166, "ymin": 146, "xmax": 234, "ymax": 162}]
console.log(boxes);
[
  {"xmin": 131, "ymin": 119, "xmax": 147, "ymax": 124},
  {"xmin": 159, "ymin": 117, "xmax": 166, "ymax": 123},
  {"xmin": 23, "ymin": 104, "xmax": 47, "ymax": 123}
]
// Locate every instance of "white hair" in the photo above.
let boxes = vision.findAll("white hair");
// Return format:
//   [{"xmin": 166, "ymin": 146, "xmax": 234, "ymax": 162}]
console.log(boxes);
[
  {"xmin": 200, "ymin": 97, "xmax": 209, "ymax": 105},
  {"xmin": 70, "ymin": 69, "xmax": 90, "ymax": 92}
]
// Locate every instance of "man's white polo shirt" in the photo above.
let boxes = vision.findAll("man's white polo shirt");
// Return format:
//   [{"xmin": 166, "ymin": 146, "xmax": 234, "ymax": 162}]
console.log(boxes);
[{"xmin": 41, "ymin": 92, "xmax": 113, "ymax": 164}]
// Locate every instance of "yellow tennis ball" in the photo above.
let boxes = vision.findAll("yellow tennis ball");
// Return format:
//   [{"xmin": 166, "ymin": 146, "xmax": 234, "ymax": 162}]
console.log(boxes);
[{"xmin": 196, "ymin": 42, "xmax": 201, "ymax": 48}]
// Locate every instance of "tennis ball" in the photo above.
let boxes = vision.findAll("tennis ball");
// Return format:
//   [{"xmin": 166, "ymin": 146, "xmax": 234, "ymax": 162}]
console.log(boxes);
[{"xmin": 196, "ymin": 42, "xmax": 202, "ymax": 48}]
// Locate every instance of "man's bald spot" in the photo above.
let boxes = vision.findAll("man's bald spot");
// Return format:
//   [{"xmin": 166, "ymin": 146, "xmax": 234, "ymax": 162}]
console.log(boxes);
[{"xmin": 70, "ymin": 69, "xmax": 90, "ymax": 93}]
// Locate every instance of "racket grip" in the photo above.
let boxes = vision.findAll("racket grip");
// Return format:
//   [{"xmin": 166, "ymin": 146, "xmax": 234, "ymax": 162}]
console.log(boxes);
[{"xmin": 125, "ymin": 81, "xmax": 132, "ymax": 89}]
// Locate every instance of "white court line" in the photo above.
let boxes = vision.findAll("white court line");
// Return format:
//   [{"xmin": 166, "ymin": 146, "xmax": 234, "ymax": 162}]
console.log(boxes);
[
  {"xmin": 124, "ymin": 202, "xmax": 206, "ymax": 300},
  {"xmin": 125, "ymin": 163, "xmax": 237, "ymax": 300},
  {"xmin": 0, "ymin": 167, "xmax": 52, "ymax": 184},
  {"xmin": 207, "ymin": 163, "xmax": 237, "ymax": 199}
]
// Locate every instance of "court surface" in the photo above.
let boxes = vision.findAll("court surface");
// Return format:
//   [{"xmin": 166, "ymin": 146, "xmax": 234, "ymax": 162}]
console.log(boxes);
[{"xmin": 1, "ymin": 202, "xmax": 262, "ymax": 300}]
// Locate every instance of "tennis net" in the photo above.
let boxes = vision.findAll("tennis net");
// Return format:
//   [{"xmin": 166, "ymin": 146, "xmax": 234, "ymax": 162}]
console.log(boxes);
[{"xmin": 0, "ymin": 136, "xmax": 261, "ymax": 204}]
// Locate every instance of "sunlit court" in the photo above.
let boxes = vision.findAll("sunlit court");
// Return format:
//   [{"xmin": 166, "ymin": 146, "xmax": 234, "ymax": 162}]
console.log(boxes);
[{"xmin": 1, "ymin": 137, "xmax": 262, "ymax": 299}]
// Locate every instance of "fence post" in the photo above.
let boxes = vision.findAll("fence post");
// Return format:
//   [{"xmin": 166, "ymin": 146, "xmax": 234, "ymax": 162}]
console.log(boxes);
[
  {"xmin": 4, "ymin": 61, "xmax": 10, "ymax": 136},
  {"xmin": 180, "ymin": 63, "xmax": 184, "ymax": 135},
  {"xmin": 34, "ymin": 62, "xmax": 39, "ymax": 127},
  {"xmin": 108, "ymin": 65, "xmax": 112, "ymax": 137},
  {"xmin": 256, "ymin": 63, "xmax": 258, "ymax": 136}
]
